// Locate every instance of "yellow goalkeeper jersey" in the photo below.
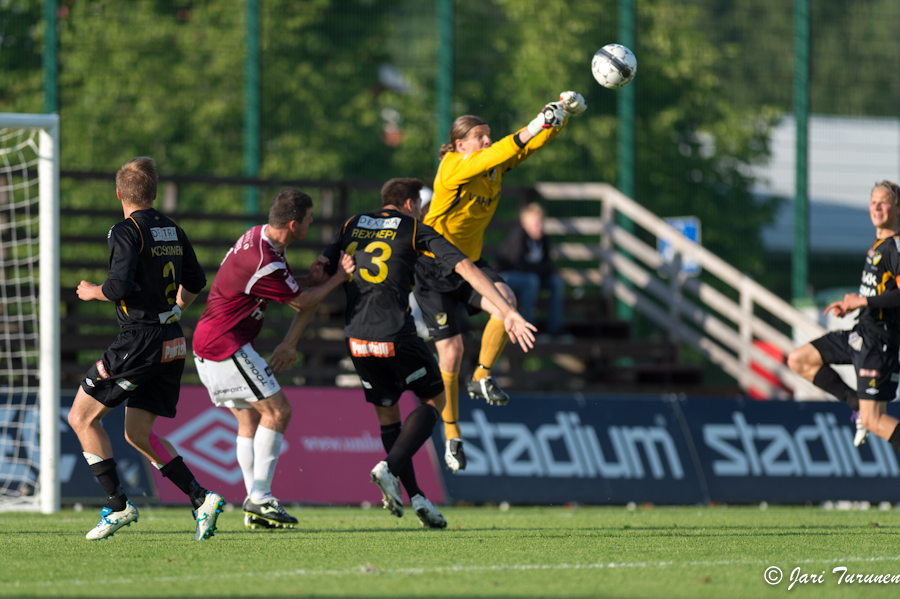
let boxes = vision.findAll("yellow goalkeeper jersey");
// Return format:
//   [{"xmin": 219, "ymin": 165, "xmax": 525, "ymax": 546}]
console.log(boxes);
[{"xmin": 424, "ymin": 124, "xmax": 563, "ymax": 262}]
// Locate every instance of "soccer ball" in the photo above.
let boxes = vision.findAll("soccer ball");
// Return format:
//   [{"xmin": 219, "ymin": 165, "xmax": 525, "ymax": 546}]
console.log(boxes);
[{"xmin": 591, "ymin": 44, "xmax": 637, "ymax": 89}]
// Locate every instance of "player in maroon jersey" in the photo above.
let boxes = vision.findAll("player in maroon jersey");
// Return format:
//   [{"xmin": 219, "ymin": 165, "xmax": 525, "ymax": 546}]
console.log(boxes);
[{"xmin": 193, "ymin": 189, "xmax": 353, "ymax": 529}]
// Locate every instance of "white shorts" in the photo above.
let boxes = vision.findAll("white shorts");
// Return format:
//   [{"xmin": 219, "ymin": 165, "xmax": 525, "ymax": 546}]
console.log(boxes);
[{"xmin": 194, "ymin": 344, "xmax": 281, "ymax": 409}]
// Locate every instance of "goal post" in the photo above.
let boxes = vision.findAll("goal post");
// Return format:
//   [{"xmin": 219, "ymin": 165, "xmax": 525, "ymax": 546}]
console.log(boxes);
[{"xmin": 0, "ymin": 113, "xmax": 60, "ymax": 513}]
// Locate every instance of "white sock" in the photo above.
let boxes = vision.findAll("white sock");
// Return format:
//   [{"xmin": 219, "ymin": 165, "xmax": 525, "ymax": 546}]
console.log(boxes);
[
  {"xmin": 250, "ymin": 426, "xmax": 283, "ymax": 503},
  {"xmin": 236, "ymin": 436, "xmax": 255, "ymax": 497}
]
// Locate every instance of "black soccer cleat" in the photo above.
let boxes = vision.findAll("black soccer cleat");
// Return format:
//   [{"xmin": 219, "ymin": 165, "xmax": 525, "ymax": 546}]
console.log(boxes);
[
  {"xmin": 467, "ymin": 376, "xmax": 509, "ymax": 406},
  {"xmin": 242, "ymin": 496, "xmax": 298, "ymax": 529},
  {"xmin": 244, "ymin": 513, "xmax": 277, "ymax": 530}
]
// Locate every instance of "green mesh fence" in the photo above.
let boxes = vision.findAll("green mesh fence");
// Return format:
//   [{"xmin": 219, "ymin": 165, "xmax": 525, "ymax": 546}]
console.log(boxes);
[{"xmin": 2, "ymin": 0, "xmax": 900, "ymax": 308}]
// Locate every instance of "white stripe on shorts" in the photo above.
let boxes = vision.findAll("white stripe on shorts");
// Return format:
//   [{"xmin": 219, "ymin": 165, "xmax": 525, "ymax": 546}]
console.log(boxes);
[{"xmin": 194, "ymin": 343, "xmax": 281, "ymax": 409}]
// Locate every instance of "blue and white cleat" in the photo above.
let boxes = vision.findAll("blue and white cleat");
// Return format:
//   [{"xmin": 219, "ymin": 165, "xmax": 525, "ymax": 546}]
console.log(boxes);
[
  {"xmin": 194, "ymin": 492, "xmax": 226, "ymax": 541},
  {"xmin": 85, "ymin": 501, "xmax": 139, "ymax": 540}
]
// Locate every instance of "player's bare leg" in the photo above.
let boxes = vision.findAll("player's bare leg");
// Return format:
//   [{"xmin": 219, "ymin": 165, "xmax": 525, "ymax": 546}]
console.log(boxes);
[
  {"xmin": 68, "ymin": 389, "xmax": 136, "ymax": 540},
  {"xmin": 124, "ymin": 407, "xmax": 225, "ymax": 540},
  {"xmin": 67, "ymin": 387, "xmax": 114, "ymax": 458},
  {"xmin": 858, "ymin": 400, "xmax": 899, "ymax": 441},
  {"xmin": 241, "ymin": 390, "xmax": 297, "ymax": 528},
  {"xmin": 787, "ymin": 342, "xmax": 865, "ymax": 444}
]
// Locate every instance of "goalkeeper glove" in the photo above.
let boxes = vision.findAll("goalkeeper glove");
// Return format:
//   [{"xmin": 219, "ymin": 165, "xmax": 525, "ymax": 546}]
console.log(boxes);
[
  {"xmin": 559, "ymin": 91, "xmax": 587, "ymax": 117},
  {"xmin": 526, "ymin": 102, "xmax": 566, "ymax": 137}
]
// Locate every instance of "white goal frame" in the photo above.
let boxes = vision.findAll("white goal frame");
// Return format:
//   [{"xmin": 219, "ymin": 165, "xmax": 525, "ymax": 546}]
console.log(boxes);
[{"xmin": 0, "ymin": 113, "xmax": 60, "ymax": 513}]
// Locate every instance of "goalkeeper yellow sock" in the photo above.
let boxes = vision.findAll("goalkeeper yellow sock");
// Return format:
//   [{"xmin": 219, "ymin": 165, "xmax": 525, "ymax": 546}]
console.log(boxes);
[
  {"xmin": 473, "ymin": 317, "xmax": 509, "ymax": 381},
  {"xmin": 441, "ymin": 369, "xmax": 461, "ymax": 440}
]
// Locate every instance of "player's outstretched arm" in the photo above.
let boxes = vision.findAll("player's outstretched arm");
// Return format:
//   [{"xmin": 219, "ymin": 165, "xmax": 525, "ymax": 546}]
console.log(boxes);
[
  {"xmin": 520, "ymin": 101, "xmax": 567, "ymax": 144},
  {"xmin": 453, "ymin": 258, "xmax": 537, "ymax": 351},
  {"xmin": 823, "ymin": 300, "xmax": 846, "ymax": 318},
  {"xmin": 824, "ymin": 292, "xmax": 868, "ymax": 318},
  {"xmin": 270, "ymin": 304, "xmax": 320, "ymax": 373},
  {"xmin": 559, "ymin": 91, "xmax": 587, "ymax": 118},
  {"xmin": 288, "ymin": 251, "xmax": 355, "ymax": 311},
  {"xmin": 299, "ymin": 255, "xmax": 331, "ymax": 287}
]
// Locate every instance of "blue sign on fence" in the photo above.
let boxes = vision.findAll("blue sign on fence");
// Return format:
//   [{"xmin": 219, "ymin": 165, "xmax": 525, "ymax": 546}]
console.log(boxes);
[
  {"xmin": 433, "ymin": 394, "xmax": 900, "ymax": 505},
  {"xmin": 658, "ymin": 216, "xmax": 701, "ymax": 277}
]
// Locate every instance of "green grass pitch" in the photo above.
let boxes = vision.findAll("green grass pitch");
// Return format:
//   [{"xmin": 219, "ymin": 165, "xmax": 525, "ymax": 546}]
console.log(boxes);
[{"xmin": 1, "ymin": 504, "xmax": 899, "ymax": 598}]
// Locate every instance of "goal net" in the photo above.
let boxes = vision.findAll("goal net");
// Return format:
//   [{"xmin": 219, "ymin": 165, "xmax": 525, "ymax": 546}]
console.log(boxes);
[{"xmin": 0, "ymin": 114, "xmax": 59, "ymax": 513}]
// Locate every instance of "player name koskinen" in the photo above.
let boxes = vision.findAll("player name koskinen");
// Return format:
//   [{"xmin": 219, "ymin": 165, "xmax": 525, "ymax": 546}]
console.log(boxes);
[{"xmin": 151, "ymin": 245, "xmax": 184, "ymax": 257}]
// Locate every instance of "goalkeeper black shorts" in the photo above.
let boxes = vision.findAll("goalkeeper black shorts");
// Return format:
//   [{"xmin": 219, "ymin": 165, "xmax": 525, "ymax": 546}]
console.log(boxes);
[{"xmin": 413, "ymin": 256, "xmax": 504, "ymax": 341}]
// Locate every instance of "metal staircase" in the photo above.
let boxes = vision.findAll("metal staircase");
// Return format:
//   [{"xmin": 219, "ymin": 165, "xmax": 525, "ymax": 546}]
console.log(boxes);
[{"xmin": 536, "ymin": 182, "xmax": 829, "ymax": 399}]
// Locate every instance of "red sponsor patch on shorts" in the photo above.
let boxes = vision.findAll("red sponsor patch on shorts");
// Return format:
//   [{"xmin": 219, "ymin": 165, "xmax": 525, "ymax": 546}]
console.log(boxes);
[
  {"xmin": 95, "ymin": 360, "xmax": 109, "ymax": 379},
  {"xmin": 349, "ymin": 338, "xmax": 395, "ymax": 358},
  {"xmin": 161, "ymin": 337, "xmax": 187, "ymax": 363},
  {"xmin": 859, "ymin": 368, "xmax": 881, "ymax": 378}
]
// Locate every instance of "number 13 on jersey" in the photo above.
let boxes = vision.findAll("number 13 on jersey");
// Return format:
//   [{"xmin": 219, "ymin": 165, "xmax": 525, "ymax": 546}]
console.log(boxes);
[{"xmin": 345, "ymin": 241, "xmax": 392, "ymax": 284}]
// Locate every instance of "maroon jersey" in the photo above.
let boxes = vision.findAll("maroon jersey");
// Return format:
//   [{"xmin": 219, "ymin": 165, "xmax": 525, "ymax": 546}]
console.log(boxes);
[{"xmin": 192, "ymin": 225, "xmax": 301, "ymax": 361}]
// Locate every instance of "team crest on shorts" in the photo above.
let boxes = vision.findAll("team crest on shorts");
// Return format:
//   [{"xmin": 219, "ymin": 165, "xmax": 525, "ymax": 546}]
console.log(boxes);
[
  {"xmin": 435, "ymin": 312, "xmax": 448, "ymax": 327},
  {"xmin": 116, "ymin": 378, "xmax": 138, "ymax": 391}
]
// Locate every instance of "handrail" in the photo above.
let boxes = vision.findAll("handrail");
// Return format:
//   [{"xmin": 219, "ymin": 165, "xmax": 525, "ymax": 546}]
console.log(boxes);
[{"xmin": 536, "ymin": 182, "xmax": 829, "ymax": 399}]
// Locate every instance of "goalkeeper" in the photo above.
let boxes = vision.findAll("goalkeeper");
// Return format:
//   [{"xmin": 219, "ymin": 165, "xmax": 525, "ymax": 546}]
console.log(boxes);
[{"xmin": 413, "ymin": 92, "xmax": 587, "ymax": 472}]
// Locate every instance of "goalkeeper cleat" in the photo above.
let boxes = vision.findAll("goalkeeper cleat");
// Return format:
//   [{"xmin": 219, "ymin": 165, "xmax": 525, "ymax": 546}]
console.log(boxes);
[
  {"xmin": 411, "ymin": 494, "xmax": 447, "ymax": 529},
  {"xmin": 444, "ymin": 438, "xmax": 467, "ymax": 472},
  {"xmin": 85, "ymin": 501, "xmax": 139, "ymax": 540},
  {"xmin": 852, "ymin": 411, "xmax": 868, "ymax": 447},
  {"xmin": 467, "ymin": 376, "xmax": 509, "ymax": 406},
  {"xmin": 243, "ymin": 496, "xmax": 298, "ymax": 529},
  {"xmin": 370, "ymin": 460, "xmax": 403, "ymax": 518},
  {"xmin": 194, "ymin": 491, "xmax": 226, "ymax": 541}
]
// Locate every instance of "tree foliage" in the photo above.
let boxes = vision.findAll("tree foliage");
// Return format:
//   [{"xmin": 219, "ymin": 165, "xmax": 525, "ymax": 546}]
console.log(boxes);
[{"xmin": 0, "ymin": 0, "xmax": 819, "ymax": 278}]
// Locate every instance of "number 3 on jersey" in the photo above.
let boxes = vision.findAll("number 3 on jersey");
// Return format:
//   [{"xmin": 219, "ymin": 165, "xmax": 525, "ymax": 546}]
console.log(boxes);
[{"xmin": 346, "ymin": 240, "xmax": 391, "ymax": 284}]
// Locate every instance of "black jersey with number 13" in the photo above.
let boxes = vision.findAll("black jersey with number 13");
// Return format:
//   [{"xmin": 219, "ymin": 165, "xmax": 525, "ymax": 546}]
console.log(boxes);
[
  {"xmin": 106, "ymin": 208, "xmax": 206, "ymax": 328},
  {"xmin": 323, "ymin": 209, "xmax": 466, "ymax": 341}
]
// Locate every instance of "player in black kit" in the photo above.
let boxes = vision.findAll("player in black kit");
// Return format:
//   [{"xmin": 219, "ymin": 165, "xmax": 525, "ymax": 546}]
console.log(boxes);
[
  {"xmin": 67, "ymin": 157, "xmax": 226, "ymax": 541},
  {"xmin": 322, "ymin": 177, "xmax": 535, "ymax": 527},
  {"xmin": 789, "ymin": 180, "xmax": 900, "ymax": 454}
]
